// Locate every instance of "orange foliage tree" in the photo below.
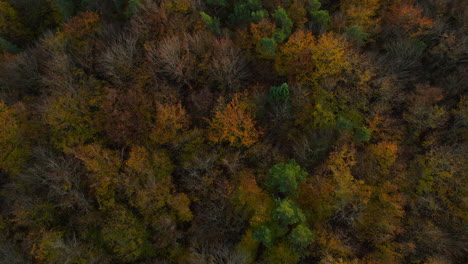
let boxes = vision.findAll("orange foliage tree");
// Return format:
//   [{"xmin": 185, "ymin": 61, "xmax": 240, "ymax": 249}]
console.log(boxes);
[
  {"xmin": 385, "ymin": 3, "xmax": 434, "ymax": 38},
  {"xmin": 275, "ymin": 31, "xmax": 372, "ymax": 89},
  {"xmin": 150, "ymin": 100, "xmax": 190, "ymax": 145},
  {"xmin": 208, "ymin": 92, "xmax": 262, "ymax": 147},
  {"xmin": 339, "ymin": 0, "xmax": 382, "ymax": 32}
]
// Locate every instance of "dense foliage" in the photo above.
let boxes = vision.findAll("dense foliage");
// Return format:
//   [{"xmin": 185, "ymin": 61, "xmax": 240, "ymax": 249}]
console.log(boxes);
[{"xmin": 0, "ymin": 0, "xmax": 466, "ymax": 263}]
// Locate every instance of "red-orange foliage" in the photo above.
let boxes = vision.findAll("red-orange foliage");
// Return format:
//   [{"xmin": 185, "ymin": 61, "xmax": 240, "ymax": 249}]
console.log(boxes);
[
  {"xmin": 386, "ymin": 3, "xmax": 434, "ymax": 37},
  {"xmin": 62, "ymin": 11, "xmax": 100, "ymax": 40}
]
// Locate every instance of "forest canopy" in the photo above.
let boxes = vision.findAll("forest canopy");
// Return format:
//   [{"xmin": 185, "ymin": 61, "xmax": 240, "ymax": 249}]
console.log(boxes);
[{"xmin": 0, "ymin": 0, "xmax": 466, "ymax": 263}]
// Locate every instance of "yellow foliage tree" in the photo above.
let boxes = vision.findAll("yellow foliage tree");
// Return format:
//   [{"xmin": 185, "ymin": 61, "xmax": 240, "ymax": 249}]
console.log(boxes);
[
  {"xmin": 150, "ymin": 101, "xmax": 190, "ymax": 145},
  {"xmin": 276, "ymin": 31, "xmax": 368, "ymax": 88},
  {"xmin": 0, "ymin": 102, "xmax": 29, "ymax": 175},
  {"xmin": 73, "ymin": 144, "xmax": 121, "ymax": 208},
  {"xmin": 340, "ymin": 0, "xmax": 382, "ymax": 32}
]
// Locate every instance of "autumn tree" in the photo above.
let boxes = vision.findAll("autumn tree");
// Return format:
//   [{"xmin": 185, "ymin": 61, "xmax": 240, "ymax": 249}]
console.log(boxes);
[
  {"xmin": 0, "ymin": 102, "xmax": 29, "ymax": 175},
  {"xmin": 150, "ymin": 100, "xmax": 190, "ymax": 145},
  {"xmin": 43, "ymin": 76, "xmax": 105, "ymax": 152},
  {"xmin": 385, "ymin": 2, "xmax": 434, "ymax": 38},
  {"xmin": 208, "ymin": 92, "xmax": 262, "ymax": 147},
  {"xmin": 73, "ymin": 144, "xmax": 121, "ymax": 208},
  {"xmin": 339, "ymin": 0, "xmax": 381, "ymax": 34},
  {"xmin": 0, "ymin": 1, "xmax": 30, "ymax": 45}
]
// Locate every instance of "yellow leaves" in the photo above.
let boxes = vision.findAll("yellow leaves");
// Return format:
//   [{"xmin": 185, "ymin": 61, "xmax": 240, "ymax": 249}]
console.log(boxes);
[
  {"xmin": 31, "ymin": 230, "xmax": 64, "ymax": 264},
  {"xmin": 368, "ymin": 141, "xmax": 398, "ymax": 175},
  {"xmin": 169, "ymin": 193, "xmax": 193, "ymax": 222},
  {"xmin": 44, "ymin": 84, "xmax": 104, "ymax": 152},
  {"xmin": 125, "ymin": 145, "xmax": 174, "ymax": 182},
  {"xmin": 132, "ymin": 183, "xmax": 171, "ymax": 213},
  {"xmin": 125, "ymin": 146, "xmax": 152, "ymax": 176},
  {"xmin": 231, "ymin": 170, "xmax": 272, "ymax": 226},
  {"xmin": 101, "ymin": 205, "xmax": 149, "ymax": 262},
  {"xmin": 276, "ymin": 31, "xmax": 357, "ymax": 87},
  {"xmin": 310, "ymin": 33, "xmax": 351, "ymax": 81},
  {"xmin": 162, "ymin": 0, "xmax": 192, "ymax": 14},
  {"xmin": 73, "ymin": 144, "xmax": 121, "ymax": 208},
  {"xmin": 208, "ymin": 92, "xmax": 262, "ymax": 147},
  {"xmin": 237, "ymin": 229, "xmax": 260, "ymax": 263},
  {"xmin": 355, "ymin": 181, "xmax": 405, "ymax": 244},
  {"xmin": 0, "ymin": 102, "xmax": 29, "ymax": 175},
  {"xmin": 74, "ymin": 144, "xmax": 121, "ymax": 176},
  {"xmin": 287, "ymin": 1, "xmax": 308, "ymax": 26},
  {"xmin": 150, "ymin": 101, "xmax": 190, "ymax": 145},
  {"xmin": 340, "ymin": 0, "xmax": 382, "ymax": 30},
  {"xmin": 275, "ymin": 30, "xmax": 315, "ymax": 77},
  {"xmin": 0, "ymin": 1, "xmax": 30, "ymax": 42}
]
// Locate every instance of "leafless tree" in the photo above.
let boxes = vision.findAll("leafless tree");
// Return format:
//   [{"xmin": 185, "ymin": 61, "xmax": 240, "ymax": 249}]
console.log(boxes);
[
  {"xmin": 208, "ymin": 38, "xmax": 249, "ymax": 94},
  {"xmin": 189, "ymin": 242, "xmax": 249, "ymax": 264},
  {"xmin": 19, "ymin": 147, "xmax": 91, "ymax": 211},
  {"xmin": 99, "ymin": 32, "xmax": 139, "ymax": 85}
]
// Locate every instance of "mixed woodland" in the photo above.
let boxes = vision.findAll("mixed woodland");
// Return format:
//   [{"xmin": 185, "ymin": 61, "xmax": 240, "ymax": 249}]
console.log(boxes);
[{"xmin": 0, "ymin": 0, "xmax": 467, "ymax": 263}]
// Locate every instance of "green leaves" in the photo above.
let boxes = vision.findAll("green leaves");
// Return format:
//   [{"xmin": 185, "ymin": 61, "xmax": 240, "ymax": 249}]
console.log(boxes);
[
  {"xmin": 266, "ymin": 160, "xmax": 307, "ymax": 197},
  {"xmin": 346, "ymin": 25, "xmax": 369, "ymax": 47},
  {"xmin": 310, "ymin": 10, "xmax": 331, "ymax": 27},
  {"xmin": 253, "ymin": 225, "xmax": 274, "ymax": 247},
  {"xmin": 274, "ymin": 199, "xmax": 306, "ymax": 226},
  {"xmin": 288, "ymin": 224, "xmax": 315, "ymax": 249},
  {"xmin": 273, "ymin": 7, "xmax": 292, "ymax": 42},
  {"xmin": 256, "ymin": 37, "xmax": 277, "ymax": 59},
  {"xmin": 200, "ymin": 11, "xmax": 221, "ymax": 34},
  {"xmin": 268, "ymin": 83, "xmax": 290, "ymax": 104}
]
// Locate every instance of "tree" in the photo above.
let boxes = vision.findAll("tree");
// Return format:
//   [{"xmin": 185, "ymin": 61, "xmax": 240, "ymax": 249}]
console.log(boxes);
[
  {"xmin": 0, "ymin": 1, "xmax": 30, "ymax": 45},
  {"xmin": 200, "ymin": 12, "xmax": 221, "ymax": 35},
  {"xmin": 150, "ymin": 100, "xmax": 190, "ymax": 145},
  {"xmin": 306, "ymin": 0, "xmax": 321, "ymax": 14},
  {"xmin": 403, "ymin": 85, "xmax": 447, "ymax": 137},
  {"xmin": 208, "ymin": 92, "xmax": 262, "ymax": 147},
  {"xmin": 229, "ymin": 0, "xmax": 267, "ymax": 25},
  {"xmin": 310, "ymin": 10, "xmax": 331, "ymax": 28},
  {"xmin": 101, "ymin": 205, "xmax": 152, "ymax": 262},
  {"xmin": 0, "ymin": 102, "xmax": 29, "ymax": 175},
  {"xmin": 256, "ymin": 37, "xmax": 277, "ymax": 59},
  {"xmin": 273, "ymin": 7, "xmax": 293, "ymax": 42},
  {"xmin": 208, "ymin": 37, "xmax": 249, "ymax": 93},
  {"xmin": 263, "ymin": 242, "xmax": 300, "ymax": 264},
  {"xmin": 231, "ymin": 170, "xmax": 273, "ymax": 226},
  {"xmin": 73, "ymin": 144, "xmax": 121, "ymax": 208},
  {"xmin": 253, "ymin": 225, "xmax": 274, "ymax": 247},
  {"xmin": 266, "ymin": 160, "xmax": 308, "ymax": 197},
  {"xmin": 385, "ymin": 3, "xmax": 434, "ymax": 38},
  {"xmin": 274, "ymin": 30, "xmax": 315, "ymax": 78},
  {"xmin": 53, "ymin": 0, "xmax": 76, "ymax": 21},
  {"xmin": 287, "ymin": 1, "xmax": 307, "ymax": 26},
  {"xmin": 346, "ymin": 25, "xmax": 369, "ymax": 47},
  {"xmin": 274, "ymin": 199, "xmax": 306, "ymax": 226},
  {"xmin": 206, "ymin": 0, "xmax": 228, "ymax": 7},
  {"xmin": 268, "ymin": 83, "xmax": 290, "ymax": 104},
  {"xmin": 44, "ymin": 80, "xmax": 104, "ymax": 152},
  {"xmin": 339, "ymin": 0, "xmax": 381, "ymax": 33},
  {"xmin": 288, "ymin": 224, "xmax": 314, "ymax": 250}
]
